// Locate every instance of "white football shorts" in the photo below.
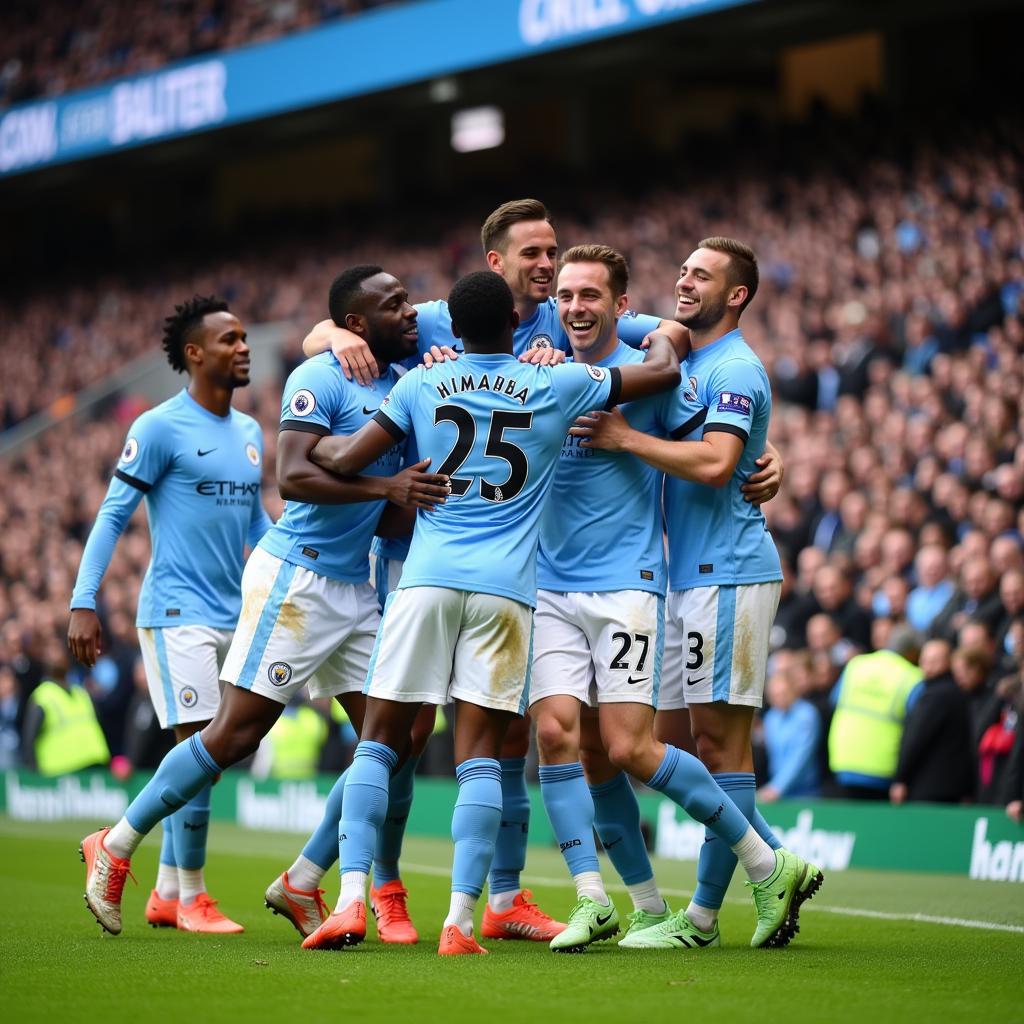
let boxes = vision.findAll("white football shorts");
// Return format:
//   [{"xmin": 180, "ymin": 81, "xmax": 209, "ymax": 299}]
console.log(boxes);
[
  {"xmin": 529, "ymin": 589, "xmax": 664, "ymax": 709},
  {"xmin": 366, "ymin": 586, "xmax": 534, "ymax": 714},
  {"xmin": 137, "ymin": 625, "xmax": 232, "ymax": 729},
  {"xmin": 221, "ymin": 547, "xmax": 379, "ymax": 705},
  {"xmin": 659, "ymin": 581, "xmax": 782, "ymax": 710}
]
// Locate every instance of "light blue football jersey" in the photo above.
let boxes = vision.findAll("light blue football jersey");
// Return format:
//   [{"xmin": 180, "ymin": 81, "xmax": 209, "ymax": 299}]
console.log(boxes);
[
  {"xmin": 259, "ymin": 353, "xmax": 405, "ymax": 582},
  {"xmin": 414, "ymin": 298, "xmax": 662, "ymax": 359},
  {"xmin": 71, "ymin": 389, "xmax": 271, "ymax": 628},
  {"xmin": 375, "ymin": 353, "xmax": 618, "ymax": 606},
  {"xmin": 537, "ymin": 343, "xmax": 704, "ymax": 595},
  {"xmin": 663, "ymin": 329, "xmax": 782, "ymax": 590}
]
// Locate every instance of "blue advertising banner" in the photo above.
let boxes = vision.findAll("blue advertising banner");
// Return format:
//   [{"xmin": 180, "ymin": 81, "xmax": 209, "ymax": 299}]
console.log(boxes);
[{"xmin": 0, "ymin": 0, "xmax": 756, "ymax": 177}]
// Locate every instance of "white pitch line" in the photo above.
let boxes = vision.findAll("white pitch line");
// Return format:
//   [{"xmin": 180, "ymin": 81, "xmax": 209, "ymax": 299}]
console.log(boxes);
[{"xmin": 400, "ymin": 861, "xmax": 1024, "ymax": 935}]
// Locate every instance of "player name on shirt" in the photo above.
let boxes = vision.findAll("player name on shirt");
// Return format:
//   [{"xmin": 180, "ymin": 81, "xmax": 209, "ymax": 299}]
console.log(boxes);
[{"xmin": 433, "ymin": 371, "xmax": 531, "ymax": 406}]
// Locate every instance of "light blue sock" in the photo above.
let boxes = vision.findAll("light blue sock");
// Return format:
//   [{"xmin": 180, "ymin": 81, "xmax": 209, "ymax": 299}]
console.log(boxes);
[
  {"xmin": 693, "ymin": 773, "xmax": 776, "ymax": 909},
  {"xmin": 488, "ymin": 756, "xmax": 529, "ymax": 895},
  {"xmin": 452, "ymin": 758, "xmax": 503, "ymax": 897},
  {"xmin": 539, "ymin": 762, "xmax": 600, "ymax": 877},
  {"xmin": 125, "ymin": 734, "xmax": 221, "ymax": 834},
  {"xmin": 754, "ymin": 808, "xmax": 782, "ymax": 850},
  {"xmin": 646, "ymin": 746, "xmax": 749, "ymax": 846},
  {"xmin": 159, "ymin": 817, "xmax": 176, "ymax": 866},
  {"xmin": 339, "ymin": 741, "xmax": 398, "ymax": 875},
  {"xmin": 301, "ymin": 767, "xmax": 349, "ymax": 870},
  {"xmin": 589, "ymin": 772, "xmax": 654, "ymax": 885},
  {"xmin": 171, "ymin": 782, "xmax": 212, "ymax": 870},
  {"xmin": 373, "ymin": 755, "xmax": 419, "ymax": 885}
]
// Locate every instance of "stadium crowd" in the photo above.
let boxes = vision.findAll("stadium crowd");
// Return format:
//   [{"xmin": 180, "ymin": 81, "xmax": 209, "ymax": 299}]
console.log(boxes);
[
  {"xmin": 1, "ymin": 110, "xmax": 1022, "ymax": 814},
  {"xmin": 0, "ymin": 0, "xmax": 411, "ymax": 107}
]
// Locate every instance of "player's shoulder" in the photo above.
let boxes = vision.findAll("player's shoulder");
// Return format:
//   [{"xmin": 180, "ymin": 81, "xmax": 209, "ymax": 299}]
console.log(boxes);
[
  {"xmin": 228, "ymin": 407, "xmax": 263, "ymax": 436},
  {"xmin": 127, "ymin": 391, "xmax": 185, "ymax": 435}
]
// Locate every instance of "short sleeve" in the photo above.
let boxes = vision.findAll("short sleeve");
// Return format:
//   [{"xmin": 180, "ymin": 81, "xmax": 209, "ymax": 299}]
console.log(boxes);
[
  {"xmin": 702, "ymin": 359, "xmax": 767, "ymax": 444},
  {"xmin": 280, "ymin": 358, "xmax": 343, "ymax": 436},
  {"xmin": 114, "ymin": 411, "xmax": 172, "ymax": 490},
  {"xmin": 551, "ymin": 363, "xmax": 616, "ymax": 422},
  {"xmin": 616, "ymin": 310, "xmax": 664, "ymax": 348},
  {"xmin": 375, "ymin": 368, "xmax": 416, "ymax": 439}
]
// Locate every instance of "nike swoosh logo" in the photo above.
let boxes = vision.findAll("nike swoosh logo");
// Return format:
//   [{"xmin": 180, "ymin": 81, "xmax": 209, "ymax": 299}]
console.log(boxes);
[
  {"xmin": 627, "ymin": 676, "xmax": 649, "ymax": 685},
  {"xmin": 197, "ymin": 448, "xmax": 217, "ymax": 456},
  {"xmin": 686, "ymin": 676, "xmax": 706, "ymax": 686},
  {"xmin": 603, "ymin": 837, "xmax": 623, "ymax": 849},
  {"xmin": 595, "ymin": 912, "xmax": 613, "ymax": 926},
  {"xmin": 671, "ymin": 932, "xmax": 716, "ymax": 947},
  {"xmin": 362, "ymin": 406, "xmax": 379, "ymax": 415}
]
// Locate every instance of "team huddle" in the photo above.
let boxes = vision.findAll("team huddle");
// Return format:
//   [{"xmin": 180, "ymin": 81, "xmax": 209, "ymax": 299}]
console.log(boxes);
[{"xmin": 71, "ymin": 199, "xmax": 823, "ymax": 956}]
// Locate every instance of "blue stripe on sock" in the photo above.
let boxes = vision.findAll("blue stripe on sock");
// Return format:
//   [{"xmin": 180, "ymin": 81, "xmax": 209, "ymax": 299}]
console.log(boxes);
[
  {"xmin": 712, "ymin": 586, "xmax": 737, "ymax": 703},
  {"xmin": 235, "ymin": 558, "xmax": 298, "ymax": 690},
  {"xmin": 154, "ymin": 629, "xmax": 177, "ymax": 727},
  {"xmin": 188, "ymin": 733, "xmax": 222, "ymax": 778},
  {"xmin": 539, "ymin": 762, "xmax": 599, "ymax": 877}
]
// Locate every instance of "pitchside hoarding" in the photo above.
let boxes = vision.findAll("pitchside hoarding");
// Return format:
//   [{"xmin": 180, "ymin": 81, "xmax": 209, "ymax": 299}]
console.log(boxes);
[
  {"xmin": 0, "ymin": 0, "xmax": 756, "ymax": 177},
  {"xmin": 3, "ymin": 769, "xmax": 1022, "ymax": 883}
]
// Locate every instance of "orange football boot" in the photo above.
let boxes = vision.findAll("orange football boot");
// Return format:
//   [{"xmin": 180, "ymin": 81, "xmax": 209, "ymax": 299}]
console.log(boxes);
[
  {"xmin": 301, "ymin": 900, "xmax": 367, "ymax": 950},
  {"xmin": 144, "ymin": 890, "xmax": 179, "ymax": 928},
  {"xmin": 80, "ymin": 828, "xmax": 134, "ymax": 935},
  {"xmin": 481, "ymin": 889, "xmax": 566, "ymax": 941},
  {"xmin": 264, "ymin": 872, "xmax": 329, "ymax": 938},
  {"xmin": 438, "ymin": 924, "xmax": 488, "ymax": 955},
  {"xmin": 176, "ymin": 893, "xmax": 244, "ymax": 933},
  {"xmin": 370, "ymin": 880, "xmax": 419, "ymax": 944}
]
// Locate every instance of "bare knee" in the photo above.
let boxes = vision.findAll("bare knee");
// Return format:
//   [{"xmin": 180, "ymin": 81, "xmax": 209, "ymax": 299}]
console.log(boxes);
[
  {"xmin": 535, "ymin": 712, "xmax": 578, "ymax": 765},
  {"xmin": 500, "ymin": 714, "xmax": 531, "ymax": 759}
]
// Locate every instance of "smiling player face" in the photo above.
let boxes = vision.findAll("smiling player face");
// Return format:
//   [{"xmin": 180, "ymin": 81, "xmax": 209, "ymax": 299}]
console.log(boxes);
[
  {"xmin": 359, "ymin": 272, "xmax": 419, "ymax": 365},
  {"xmin": 493, "ymin": 219, "xmax": 558, "ymax": 308},
  {"xmin": 556, "ymin": 260, "xmax": 627, "ymax": 361},
  {"xmin": 192, "ymin": 311, "xmax": 251, "ymax": 389},
  {"xmin": 674, "ymin": 247, "xmax": 738, "ymax": 332}
]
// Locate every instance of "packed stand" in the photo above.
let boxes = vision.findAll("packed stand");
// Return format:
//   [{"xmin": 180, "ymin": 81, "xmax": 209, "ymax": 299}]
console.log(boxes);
[
  {"xmin": 1, "ymin": 112, "xmax": 1022, "ymax": 814},
  {"xmin": 0, "ymin": 0, "xmax": 412, "ymax": 108}
]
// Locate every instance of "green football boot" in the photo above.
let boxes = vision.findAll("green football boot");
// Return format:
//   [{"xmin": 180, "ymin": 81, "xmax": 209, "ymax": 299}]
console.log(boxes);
[
  {"xmin": 618, "ymin": 909, "xmax": 720, "ymax": 950},
  {"xmin": 748, "ymin": 848, "xmax": 824, "ymax": 948},
  {"xmin": 549, "ymin": 896, "xmax": 620, "ymax": 953},
  {"xmin": 617, "ymin": 903, "xmax": 674, "ymax": 946}
]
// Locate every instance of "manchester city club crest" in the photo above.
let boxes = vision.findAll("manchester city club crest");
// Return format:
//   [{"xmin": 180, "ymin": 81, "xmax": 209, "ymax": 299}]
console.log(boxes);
[
  {"xmin": 268, "ymin": 661, "xmax": 293, "ymax": 686},
  {"xmin": 685, "ymin": 376, "xmax": 699, "ymax": 402},
  {"xmin": 529, "ymin": 334, "xmax": 553, "ymax": 349},
  {"xmin": 245, "ymin": 442, "xmax": 260, "ymax": 466},
  {"xmin": 179, "ymin": 686, "xmax": 198, "ymax": 708}
]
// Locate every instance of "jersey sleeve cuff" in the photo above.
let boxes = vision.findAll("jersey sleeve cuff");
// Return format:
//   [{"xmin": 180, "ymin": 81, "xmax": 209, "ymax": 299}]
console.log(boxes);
[
  {"xmin": 703, "ymin": 422, "xmax": 749, "ymax": 444},
  {"xmin": 373, "ymin": 410, "xmax": 407, "ymax": 442},
  {"xmin": 604, "ymin": 366, "xmax": 623, "ymax": 410},
  {"xmin": 114, "ymin": 469, "xmax": 151, "ymax": 492},
  {"xmin": 280, "ymin": 420, "xmax": 330, "ymax": 436},
  {"xmin": 669, "ymin": 407, "xmax": 709, "ymax": 440}
]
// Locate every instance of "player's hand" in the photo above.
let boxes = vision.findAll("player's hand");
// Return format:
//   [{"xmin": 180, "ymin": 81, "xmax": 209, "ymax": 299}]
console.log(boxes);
[
  {"xmin": 421, "ymin": 345, "xmax": 460, "ymax": 369},
  {"xmin": 889, "ymin": 782, "xmax": 908, "ymax": 805},
  {"xmin": 518, "ymin": 346, "xmax": 566, "ymax": 366},
  {"xmin": 385, "ymin": 458, "xmax": 451, "ymax": 510},
  {"xmin": 68, "ymin": 609, "xmax": 103, "ymax": 668},
  {"xmin": 642, "ymin": 323, "xmax": 691, "ymax": 360},
  {"xmin": 1007, "ymin": 800, "xmax": 1023, "ymax": 824},
  {"xmin": 317, "ymin": 324, "xmax": 378, "ymax": 385},
  {"xmin": 570, "ymin": 407, "xmax": 632, "ymax": 452},
  {"xmin": 757, "ymin": 785, "xmax": 781, "ymax": 804},
  {"xmin": 742, "ymin": 443, "xmax": 783, "ymax": 506}
]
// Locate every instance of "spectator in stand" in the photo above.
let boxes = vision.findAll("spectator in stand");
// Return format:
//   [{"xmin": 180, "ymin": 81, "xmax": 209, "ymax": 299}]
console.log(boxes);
[
  {"xmin": 977, "ymin": 673, "xmax": 1022, "ymax": 805},
  {"xmin": 952, "ymin": 645, "xmax": 998, "ymax": 744},
  {"xmin": 812, "ymin": 564, "xmax": 872, "ymax": 650},
  {"xmin": 1005, "ymin": 713, "xmax": 1024, "ymax": 824},
  {"xmin": 994, "ymin": 570, "xmax": 1024, "ymax": 658},
  {"xmin": 907, "ymin": 545, "xmax": 956, "ymax": 633},
  {"xmin": 759, "ymin": 669, "xmax": 821, "ymax": 802},
  {"xmin": 0, "ymin": 664, "xmax": 23, "ymax": 768},
  {"xmin": 890, "ymin": 639, "xmax": 975, "ymax": 805},
  {"xmin": 931, "ymin": 560, "xmax": 1005, "ymax": 641}
]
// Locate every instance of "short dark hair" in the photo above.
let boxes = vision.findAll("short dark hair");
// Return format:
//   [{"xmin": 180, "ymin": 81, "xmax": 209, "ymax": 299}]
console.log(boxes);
[
  {"xmin": 697, "ymin": 236, "xmax": 759, "ymax": 314},
  {"xmin": 448, "ymin": 271, "xmax": 514, "ymax": 344},
  {"xmin": 162, "ymin": 295, "xmax": 229, "ymax": 373},
  {"xmin": 328, "ymin": 265, "xmax": 384, "ymax": 325},
  {"xmin": 480, "ymin": 198, "xmax": 550, "ymax": 255},
  {"xmin": 559, "ymin": 244, "xmax": 629, "ymax": 298}
]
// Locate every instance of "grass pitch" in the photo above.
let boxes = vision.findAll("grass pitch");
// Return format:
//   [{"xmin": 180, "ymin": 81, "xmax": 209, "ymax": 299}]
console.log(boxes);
[{"xmin": 2, "ymin": 816, "xmax": 1021, "ymax": 1024}]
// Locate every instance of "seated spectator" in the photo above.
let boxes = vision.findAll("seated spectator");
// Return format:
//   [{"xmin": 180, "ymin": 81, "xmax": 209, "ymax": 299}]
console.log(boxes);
[
  {"xmin": 812, "ymin": 564, "xmax": 872, "ymax": 649},
  {"xmin": 907, "ymin": 545, "xmax": 956, "ymax": 633},
  {"xmin": 931, "ymin": 559, "xmax": 1004, "ymax": 641},
  {"xmin": 994, "ymin": 569, "xmax": 1024, "ymax": 659},
  {"xmin": 759, "ymin": 669, "xmax": 821, "ymax": 801},
  {"xmin": 890, "ymin": 639, "xmax": 975, "ymax": 804}
]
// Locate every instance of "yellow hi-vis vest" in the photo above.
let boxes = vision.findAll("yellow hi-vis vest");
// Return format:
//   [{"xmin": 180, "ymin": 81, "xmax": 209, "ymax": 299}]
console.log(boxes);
[
  {"xmin": 267, "ymin": 706, "xmax": 327, "ymax": 780},
  {"xmin": 828, "ymin": 650, "xmax": 922, "ymax": 779},
  {"xmin": 29, "ymin": 681, "xmax": 110, "ymax": 777}
]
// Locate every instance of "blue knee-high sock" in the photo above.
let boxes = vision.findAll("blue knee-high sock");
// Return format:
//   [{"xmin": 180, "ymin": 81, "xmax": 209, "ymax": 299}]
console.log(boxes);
[
  {"xmin": 646, "ymin": 746, "xmax": 750, "ymax": 847},
  {"xmin": 754, "ymin": 808, "xmax": 782, "ymax": 850},
  {"xmin": 539, "ymin": 762, "xmax": 599, "ymax": 877},
  {"xmin": 589, "ymin": 772, "xmax": 654, "ymax": 885},
  {"xmin": 339, "ymin": 741, "xmax": 398, "ymax": 875},
  {"xmin": 373, "ymin": 754, "xmax": 419, "ymax": 885},
  {"xmin": 125, "ymin": 734, "xmax": 221, "ymax": 834},
  {"xmin": 693, "ymin": 773, "xmax": 776, "ymax": 910},
  {"xmin": 301, "ymin": 767, "xmax": 349, "ymax": 870},
  {"xmin": 171, "ymin": 782, "xmax": 212, "ymax": 870},
  {"xmin": 159, "ymin": 818, "xmax": 176, "ymax": 866},
  {"xmin": 452, "ymin": 759, "xmax": 503, "ymax": 897},
  {"xmin": 488, "ymin": 756, "xmax": 529, "ymax": 895}
]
